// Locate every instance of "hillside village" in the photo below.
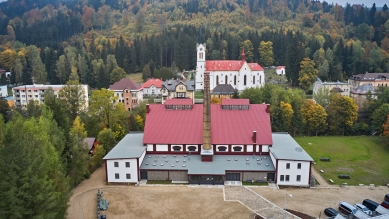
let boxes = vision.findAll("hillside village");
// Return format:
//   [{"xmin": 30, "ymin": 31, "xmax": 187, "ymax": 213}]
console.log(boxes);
[{"xmin": 0, "ymin": 0, "xmax": 389, "ymax": 218}]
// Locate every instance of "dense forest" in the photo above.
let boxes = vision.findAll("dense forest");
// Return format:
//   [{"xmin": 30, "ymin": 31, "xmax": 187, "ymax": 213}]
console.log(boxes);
[{"xmin": 0, "ymin": 0, "xmax": 389, "ymax": 217}]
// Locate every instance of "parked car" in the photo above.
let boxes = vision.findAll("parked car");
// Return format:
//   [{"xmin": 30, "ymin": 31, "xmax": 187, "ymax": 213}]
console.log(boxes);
[
  {"xmin": 363, "ymin": 199, "xmax": 380, "ymax": 211},
  {"xmin": 354, "ymin": 203, "xmax": 372, "ymax": 215},
  {"xmin": 381, "ymin": 201, "xmax": 389, "ymax": 209},
  {"xmin": 385, "ymin": 194, "xmax": 389, "ymax": 202},
  {"xmin": 339, "ymin": 202, "xmax": 357, "ymax": 215},
  {"xmin": 325, "ymin": 207, "xmax": 339, "ymax": 217}
]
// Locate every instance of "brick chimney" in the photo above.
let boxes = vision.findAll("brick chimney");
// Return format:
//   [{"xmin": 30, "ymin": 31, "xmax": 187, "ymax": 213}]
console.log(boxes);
[
  {"xmin": 252, "ymin": 131, "xmax": 257, "ymax": 143},
  {"xmin": 201, "ymin": 72, "xmax": 213, "ymax": 162},
  {"xmin": 266, "ymin": 104, "xmax": 270, "ymax": 113}
]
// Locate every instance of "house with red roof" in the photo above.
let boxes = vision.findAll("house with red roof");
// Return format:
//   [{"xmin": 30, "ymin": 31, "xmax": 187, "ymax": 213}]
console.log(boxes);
[
  {"xmin": 108, "ymin": 78, "xmax": 142, "ymax": 111},
  {"xmin": 195, "ymin": 43, "xmax": 265, "ymax": 92},
  {"xmin": 141, "ymin": 78, "xmax": 163, "ymax": 97},
  {"xmin": 276, "ymin": 66, "xmax": 285, "ymax": 75}
]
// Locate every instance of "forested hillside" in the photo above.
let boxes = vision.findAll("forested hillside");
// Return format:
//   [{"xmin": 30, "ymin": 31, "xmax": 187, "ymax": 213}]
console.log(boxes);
[{"xmin": 0, "ymin": 0, "xmax": 387, "ymax": 88}]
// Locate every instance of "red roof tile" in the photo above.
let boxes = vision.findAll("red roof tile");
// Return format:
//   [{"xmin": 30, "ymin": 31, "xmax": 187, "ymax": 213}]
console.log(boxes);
[
  {"xmin": 221, "ymin": 99, "xmax": 250, "ymax": 105},
  {"xmin": 165, "ymin": 99, "xmax": 193, "ymax": 105},
  {"xmin": 142, "ymin": 78, "xmax": 163, "ymax": 89},
  {"xmin": 248, "ymin": 63, "xmax": 264, "ymax": 71},
  {"xmin": 143, "ymin": 104, "xmax": 203, "ymax": 144},
  {"xmin": 211, "ymin": 104, "xmax": 272, "ymax": 145},
  {"xmin": 109, "ymin": 78, "xmax": 141, "ymax": 90},
  {"xmin": 277, "ymin": 66, "xmax": 285, "ymax": 70},
  {"xmin": 205, "ymin": 60, "xmax": 264, "ymax": 71}
]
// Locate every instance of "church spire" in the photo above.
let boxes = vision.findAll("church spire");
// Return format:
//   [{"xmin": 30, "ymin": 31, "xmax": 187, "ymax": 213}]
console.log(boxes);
[{"xmin": 241, "ymin": 48, "xmax": 245, "ymax": 61}]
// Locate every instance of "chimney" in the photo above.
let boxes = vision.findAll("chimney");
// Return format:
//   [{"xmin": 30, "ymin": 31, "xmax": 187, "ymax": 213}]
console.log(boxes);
[
  {"xmin": 146, "ymin": 104, "xmax": 150, "ymax": 113},
  {"xmin": 252, "ymin": 131, "xmax": 257, "ymax": 143},
  {"xmin": 266, "ymin": 104, "xmax": 270, "ymax": 113},
  {"xmin": 241, "ymin": 48, "xmax": 245, "ymax": 61},
  {"xmin": 203, "ymin": 72, "xmax": 211, "ymax": 151}
]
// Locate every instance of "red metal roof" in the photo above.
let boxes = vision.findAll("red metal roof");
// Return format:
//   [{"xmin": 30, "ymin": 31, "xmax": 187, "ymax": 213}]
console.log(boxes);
[
  {"xmin": 143, "ymin": 102, "xmax": 272, "ymax": 145},
  {"xmin": 165, "ymin": 99, "xmax": 193, "ymax": 105},
  {"xmin": 277, "ymin": 66, "xmax": 285, "ymax": 70},
  {"xmin": 205, "ymin": 60, "xmax": 264, "ymax": 71},
  {"xmin": 142, "ymin": 78, "xmax": 163, "ymax": 89},
  {"xmin": 143, "ymin": 104, "xmax": 203, "ymax": 144},
  {"xmin": 248, "ymin": 63, "xmax": 264, "ymax": 71},
  {"xmin": 221, "ymin": 99, "xmax": 250, "ymax": 105},
  {"xmin": 211, "ymin": 104, "xmax": 272, "ymax": 145},
  {"xmin": 109, "ymin": 78, "xmax": 141, "ymax": 90}
]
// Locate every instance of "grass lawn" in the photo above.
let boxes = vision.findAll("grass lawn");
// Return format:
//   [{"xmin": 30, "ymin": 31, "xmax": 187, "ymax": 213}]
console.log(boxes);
[
  {"xmin": 242, "ymin": 181, "xmax": 269, "ymax": 186},
  {"xmin": 295, "ymin": 136, "xmax": 389, "ymax": 186},
  {"xmin": 194, "ymin": 91, "xmax": 203, "ymax": 99},
  {"xmin": 126, "ymin": 73, "xmax": 143, "ymax": 84},
  {"xmin": 146, "ymin": 180, "xmax": 173, "ymax": 184},
  {"xmin": 7, "ymin": 87, "xmax": 12, "ymax": 96}
]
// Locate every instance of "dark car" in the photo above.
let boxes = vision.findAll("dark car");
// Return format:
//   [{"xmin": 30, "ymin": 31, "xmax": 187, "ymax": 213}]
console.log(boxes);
[
  {"xmin": 385, "ymin": 194, "xmax": 389, "ymax": 202},
  {"xmin": 363, "ymin": 199, "xmax": 380, "ymax": 211},
  {"xmin": 382, "ymin": 201, "xmax": 389, "ymax": 209},
  {"xmin": 325, "ymin": 207, "xmax": 339, "ymax": 217}
]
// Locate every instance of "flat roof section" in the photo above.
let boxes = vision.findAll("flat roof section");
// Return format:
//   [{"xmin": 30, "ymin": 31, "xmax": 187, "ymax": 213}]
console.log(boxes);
[
  {"xmin": 140, "ymin": 154, "xmax": 275, "ymax": 175},
  {"xmin": 270, "ymin": 133, "xmax": 314, "ymax": 161},
  {"xmin": 103, "ymin": 132, "xmax": 146, "ymax": 160}
]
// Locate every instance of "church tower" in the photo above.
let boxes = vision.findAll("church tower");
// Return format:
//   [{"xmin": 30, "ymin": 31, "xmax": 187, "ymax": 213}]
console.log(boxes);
[{"xmin": 195, "ymin": 43, "xmax": 206, "ymax": 91}]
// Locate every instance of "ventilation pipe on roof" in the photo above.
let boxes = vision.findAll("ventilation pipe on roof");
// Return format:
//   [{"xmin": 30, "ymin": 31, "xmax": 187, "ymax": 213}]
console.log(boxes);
[
  {"xmin": 252, "ymin": 131, "xmax": 257, "ymax": 143},
  {"xmin": 146, "ymin": 104, "xmax": 150, "ymax": 113},
  {"xmin": 266, "ymin": 104, "xmax": 270, "ymax": 113}
]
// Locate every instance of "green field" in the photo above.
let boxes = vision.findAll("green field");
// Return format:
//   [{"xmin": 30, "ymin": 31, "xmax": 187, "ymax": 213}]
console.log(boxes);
[{"xmin": 295, "ymin": 136, "xmax": 389, "ymax": 186}]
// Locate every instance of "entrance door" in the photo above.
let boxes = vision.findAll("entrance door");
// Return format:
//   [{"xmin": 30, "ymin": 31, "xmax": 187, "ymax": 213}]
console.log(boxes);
[
  {"xmin": 140, "ymin": 171, "xmax": 148, "ymax": 180},
  {"xmin": 267, "ymin": 172, "xmax": 274, "ymax": 182},
  {"xmin": 226, "ymin": 173, "xmax": 240, "ymax": 181}
]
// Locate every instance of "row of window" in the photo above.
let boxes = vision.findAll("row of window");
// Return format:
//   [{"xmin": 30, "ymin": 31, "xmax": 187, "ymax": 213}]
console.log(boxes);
[
  {"xmin": 215, "ymin": 75, "xmax": 262, "ymax": 86},
  {"xmin": 286, "ymin": 163, "xmax": 302, "ymax": 169},
  {"xmin": 14, "ymin": 89, "xmax": 46, "ymax": 93},
  {"xmin": 114, "ymin": 162, "xmax": 130, "ymax": 167},
  {"xmin": 115, "ymin": 173, "xmax": 131, "ymax": 179},
  {"xmin": 280, "ymin": 175, "xmax": 301, "ymax": 182}
]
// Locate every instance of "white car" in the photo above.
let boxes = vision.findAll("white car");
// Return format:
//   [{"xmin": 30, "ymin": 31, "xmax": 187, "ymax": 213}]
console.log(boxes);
[{"xmin": 354, "ymin": 203, "xmax": 372, "ymax": 215}]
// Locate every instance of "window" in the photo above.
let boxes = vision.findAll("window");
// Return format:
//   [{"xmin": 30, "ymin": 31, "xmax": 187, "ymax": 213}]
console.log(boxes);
[
  {"xmin": 280, "ymin": 175, "xmax": 284, "ymax": 181},
  {"xmin": 253, "ymin": 76, "xmax": 255, "ymax": 84},
  {"xmin": 177, "ymin": 92, "xmax": 185, "ymax": 98},
  {"xmin": 244, "ymin": 75, "xmax": 247, "ymax": 85},
  {"xmin": 126, "ymin": 90, "xmax": 128, "ymax": 93},
  {"xmin": 34, "ymin": 95, "xmax": 38, "ymax": 98},
  {"xmin": 28, "ymin": 90, "xmax": 31, "ymax": 92},
  {"xmin": 22, "ymin": 95, "xmax": 25, "ymax": 98},
  {"xmin": 114, "ymin": 162, "xmax": 119, "ymax": 167},
  {"xmin": 260, "ymin": 75, "xmax": 262, "ymax": 84},
  {"xmin": 234, "ymin": 76, "xmax": 237, "ymax": 85},
  {"xmin": 233, "ymin": 146, "xmax": 242, "ymax": 152},
  {"xmin": 296, "ymin": 175, "xmax": 301, "ymax": 182},
  {"xmin": 126, "ymin": 162, "xmax": 130, "ymax": 167},
  {"xmin": 126, "ymin": 174, "xmax": 131, "ymax": 179},
  {"xmin": 173, "ymin": 146, "xmax": 181, "ymax": 151},
  {"xmin": 188, "ymin": 146, "xmax": 196, "ymax": 151},
  {"xmin": 225, "ymin": 75, "xmax": 228, "ymax": 84},
  {"xmin": 286, "ymin": 163, "xmax": 290, "ymax": 169},
  {"xmin": 115, "ymin": 173, "xmax": 119, "ymax": 179},
  {"xmin": 34, "ymin": 90, "xmax": 37, "ymax": 92},
  {"xmin": 297, "ymin": 163, "xmax": 301, "ymax": 169},
  {"xmin": 218, "ymin": 146, "xmax": 227, "ymax": 152},
  {"xmin": 216, "ymin": 75, "xmax": 219, "ymax": 85},
  {"xmin": 285, "ymin": 175, "xmax": 290, "ymax": 181}
]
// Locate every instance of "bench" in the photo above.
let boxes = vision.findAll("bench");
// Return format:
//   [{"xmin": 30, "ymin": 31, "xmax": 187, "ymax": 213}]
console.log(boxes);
[
  {"xmin": 246, "ymin": 180, "xmax": 254, "ymax": 184},
  {"xmin": 320, "ymin": 158, "xmax": 331, "ymax": 162},
  {"xmin": 257, "ymin": 180, "xmax": 264, "ymax": 183},
  {"xmin": 338, "ymin": 174, "xmax": 350, "ymax": 179}
]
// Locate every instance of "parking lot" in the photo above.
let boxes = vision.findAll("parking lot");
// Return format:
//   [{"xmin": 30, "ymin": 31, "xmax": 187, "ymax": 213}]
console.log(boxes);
[{"xmin": 67, "ymin": 165, "xmax": 389, "ymax": 219}]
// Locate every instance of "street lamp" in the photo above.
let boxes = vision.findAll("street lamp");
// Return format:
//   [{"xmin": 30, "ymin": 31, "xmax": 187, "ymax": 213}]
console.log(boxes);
[{"xmin": 284, "ymin": 193, "xmax": 292, "ymax": 219}]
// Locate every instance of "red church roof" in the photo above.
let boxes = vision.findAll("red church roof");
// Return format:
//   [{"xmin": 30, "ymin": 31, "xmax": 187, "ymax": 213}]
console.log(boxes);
[
  {"xmin": 143, "ymin": 101, "xmax": 272, "ymax": 145},
  {"xmin": 211, "ymin": 104, "xmax": 272, "ymax": 145},
  {"xmin": 142, "ymin": 78, "xmax": 163, "ymax": 89},
  {"xmin": 205, "ymin": 60, "xmax": 264, "ymax": 71}
]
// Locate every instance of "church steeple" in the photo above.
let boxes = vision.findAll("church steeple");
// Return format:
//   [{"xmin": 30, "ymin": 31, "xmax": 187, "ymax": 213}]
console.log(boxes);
[{"xmin": 241, "ymin": 49, "xmax": 245, "ymax": 61}]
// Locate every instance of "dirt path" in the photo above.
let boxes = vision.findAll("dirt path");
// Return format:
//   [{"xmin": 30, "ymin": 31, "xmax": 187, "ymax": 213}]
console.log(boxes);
[{"xmin": 311, "ymin": 166, "xmax": 331, "ymax": 187}]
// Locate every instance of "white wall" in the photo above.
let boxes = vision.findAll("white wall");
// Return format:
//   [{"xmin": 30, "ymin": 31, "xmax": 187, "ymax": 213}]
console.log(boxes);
[
  {"xmin": 147, "ymin": 144, "xmax": 153, "ymax": 151},
  {"xmin": 106, "ymin": 159, "xmax": 138, "ymax": 183},
  {"xmin": 262, "ymin": 145, "xmax": 269, "ymax": 152},
  {"xmin": 156, "ymin": 144, "xmax": 168, "ymax": 151},
  {"xmin": 276, "ymin": 160, "xmax": 311, "ymax": 186},
  {"xmin": 139, "ymin": 150, "xmax": 146, "ymax": 168},
  {"xmin": 270, "ymin": 152, "xmax": 277, "ymax": 169},
  {"xmin": 247, "ymin": 145, "xmax": 253, "ymax": 152},
  {"xmin": 0, "ymin": 85, "xmax": 7, "ymax": 97}
]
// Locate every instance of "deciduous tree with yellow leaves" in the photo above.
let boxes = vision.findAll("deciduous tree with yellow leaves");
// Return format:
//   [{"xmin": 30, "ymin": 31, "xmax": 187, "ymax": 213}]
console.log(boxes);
[
  {"xmin": 298, "ymin": 58, "xmax": 318, "ymax": 92},
  {"xmin": 328, "ymin": 94, "xmax": 358, "ymax": 136},
  {"xmin": 301, "ymin": 99, "xmax": 327, "ymax": 136}
]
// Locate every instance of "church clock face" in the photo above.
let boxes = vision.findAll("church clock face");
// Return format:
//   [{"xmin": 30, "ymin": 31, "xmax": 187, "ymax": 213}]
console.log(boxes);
[{"xmin": 200, "ymin": 48, "xmax": 203, "ymax": 51}]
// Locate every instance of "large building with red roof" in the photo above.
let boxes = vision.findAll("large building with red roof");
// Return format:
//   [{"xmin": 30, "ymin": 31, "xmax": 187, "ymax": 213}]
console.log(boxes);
[
  {"xmin": 195, "ymin": 43, "xmax": 265, "ymax": 92},
  {"xmin": 141, "ymin": 78, "xmax": 163, "ymax": 97}
]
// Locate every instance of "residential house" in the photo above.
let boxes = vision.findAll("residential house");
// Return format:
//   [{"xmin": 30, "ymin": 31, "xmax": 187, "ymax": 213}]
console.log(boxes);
[
  {"xmin": 141, "ymin": 78, "xmax": 163, "ymax": 97},
  {"xmin": 12, "ymin": 84, "xmax": 88, "ymax": 109},
  {"xmin": 84, "ymin": 137, "xmax": 98, "ymax": 155},
  {"xmin": 211, "ymin": 84, "xmax": 235, "ymax": 99},
  {"xmin": 195, "ymin": 43, "xmax": 265, "ymax": 92},
  {"xmin": 350, "ymin": 84, "xmax": 377, "ymax": 114},
  {"xmin": 349, "ymin": 73, "xmax": 389, "ymax": 90},
  {"xmin": 313, "ymin": 78, "xmax": 350, "ymax": 97},
  {"xmin": 109, "ymin": 78, "xmax": 143, "ymax": 111},
  {"xmin": 276, "ymin": 66, "xmax": 285, "ymax": 75},
  {"xmin": 160, "ymin": 79, "xmax": 195, "ymax": 104}
]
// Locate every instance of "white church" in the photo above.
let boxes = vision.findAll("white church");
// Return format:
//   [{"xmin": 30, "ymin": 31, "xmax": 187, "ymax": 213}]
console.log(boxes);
[{"xmin": 195, "ymin": 43, "xmax": 265, "ymax": 92}]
